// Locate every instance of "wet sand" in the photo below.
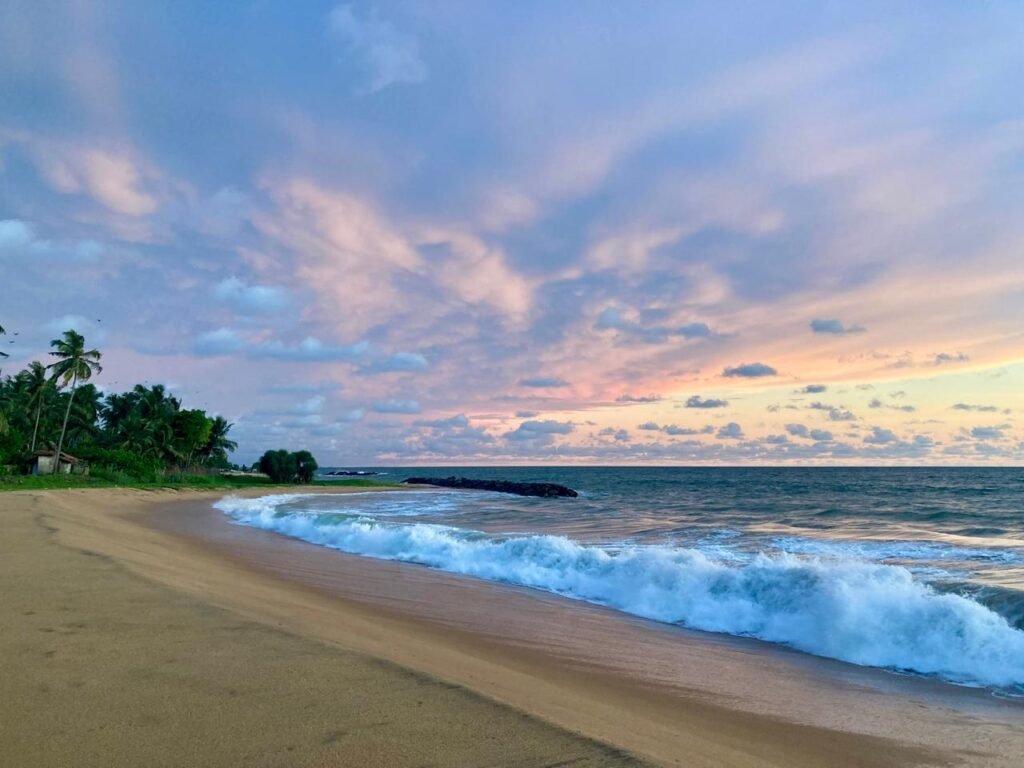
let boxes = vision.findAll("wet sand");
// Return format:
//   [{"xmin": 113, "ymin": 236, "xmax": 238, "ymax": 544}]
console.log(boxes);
[{"xmin": 5, "ymin": 488, "xmax": 1024, "ymax": 766}]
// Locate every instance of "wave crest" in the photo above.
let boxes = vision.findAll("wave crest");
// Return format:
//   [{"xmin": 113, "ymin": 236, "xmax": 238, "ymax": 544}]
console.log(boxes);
[{"xmin": 216, "ymin": 493, "xmax": 1024, "ymax": 690}]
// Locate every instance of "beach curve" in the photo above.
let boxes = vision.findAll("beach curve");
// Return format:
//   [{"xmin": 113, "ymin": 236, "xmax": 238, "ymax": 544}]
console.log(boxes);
[{"xmin": 7, "ymin": 487, "xmax": 1021, "ymax": 766}]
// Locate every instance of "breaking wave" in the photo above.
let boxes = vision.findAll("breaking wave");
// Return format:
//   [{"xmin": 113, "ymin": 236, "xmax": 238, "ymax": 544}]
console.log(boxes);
[{"xmin": 216, "ymin": 493, "xmax": 1024, "ymax": 691}]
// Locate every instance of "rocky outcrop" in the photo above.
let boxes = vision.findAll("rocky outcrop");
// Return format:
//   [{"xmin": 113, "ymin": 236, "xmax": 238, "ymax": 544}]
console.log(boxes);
[{"xmin": 403, "ymin": 476, "xmax": 578, "ymax": 498}]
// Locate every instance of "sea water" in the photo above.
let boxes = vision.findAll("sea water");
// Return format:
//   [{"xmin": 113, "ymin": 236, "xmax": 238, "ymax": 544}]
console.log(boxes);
[{"xmin": 215, "ymin": 467, "xmax": 1024, "ymax": 693}]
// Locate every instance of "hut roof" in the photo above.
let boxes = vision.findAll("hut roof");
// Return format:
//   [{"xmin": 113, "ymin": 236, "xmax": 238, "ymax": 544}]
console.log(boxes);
[{"xmin": 33, "ymin": 450, "xmax": 80, "ymax": 463}]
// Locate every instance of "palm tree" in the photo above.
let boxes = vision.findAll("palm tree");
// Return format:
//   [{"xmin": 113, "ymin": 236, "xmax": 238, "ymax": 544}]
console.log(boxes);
[
  {"xmin": 48, "ymin": 330, "xmax": 102, "ymax": 471},
  {"xmin": 65, "ymin": 383, "xmax": 103, "ymax": 447},
  {"xmin": 0, "ymin": 324, "xmax": 8, "ymax": 375},
  {"xmin": 135, "ymin": 384, "xmax": 180, "ymax": 463},
  {"xmin": 22, "ymin": 361, "xmax": 51, "ymax": 452},
  {"xmin": 113, "ymin": 410, "xmax": 164, "ymax": 457},
  {"xmin": 198, "ymin": 415, "xmax": 237, "ymax": 465},
  {"xmin": 102, "ymin": 384, "xmax": 183, "ymax": 464}
]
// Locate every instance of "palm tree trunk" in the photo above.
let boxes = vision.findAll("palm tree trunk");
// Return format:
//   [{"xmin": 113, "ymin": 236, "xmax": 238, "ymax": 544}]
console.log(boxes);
[
  {"xmin": 29, "ymin": 399, "xmax": 41, "ymax": 454},
  {"xmin": 31, "ymin": 400, "xmax": 42, "ymax": 453},
  {"xmin": 53, "ymin": 372, "xmax": 77, "ymax": 474}
]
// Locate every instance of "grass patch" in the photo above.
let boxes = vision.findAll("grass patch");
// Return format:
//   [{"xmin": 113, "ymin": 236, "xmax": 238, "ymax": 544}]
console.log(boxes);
[{"xmin": 0, "ymin": 473, "xmax": 402, "ymax": 493}]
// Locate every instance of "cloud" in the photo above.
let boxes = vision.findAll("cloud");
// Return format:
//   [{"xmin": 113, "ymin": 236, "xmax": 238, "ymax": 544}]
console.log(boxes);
[
  {"xmin": 598, "ymin": 427, "xmax": 630, "ymax": 442},
  {"xmin": 515, "ymin": 410, "xmax": 538, "ymax": 418},
  {"xmin": 341, "ymin": 409, "xmax": 365, "ymax": 422},
  {"xmin": 0, "ymin": 220, "xmax": 35, "ymax": 250},
  {"xmin": 518, "ymin": 376, "xmax": 569, "ymax": 388},
  {"xmin": 76, "ymin": 149, "xmax": 160, "ymax": 215},
  {"xmin": 864, "ymin": 427, "xmax": 898, "ymax": 444},
  {"xmin": 722, "ymin": 362, "xmax": 777, "ymax": 378},
  {"xmin": 786, "ymin": 424, "xmax": 833, "ymax": 440},
  {"xmin": 716, "ymin": 422, "xmax": 744, "ymax": 440},
  {"xmin": 415, "ymin": 414, "xmax": 470, "ymax": 428},
  {"xmin": 194, "ymin": 327, "xmax": 244, "ymax": 356},
  {"xmin": 373, "ymin": 399, "xmax": 421, "ymax": 414},
  {"xmin": 869, "ymin": 398, "xmax": 916, "ymax": 413},
  {"xmin": 934, "ymin": 352, "xmax": 969, "ymax": 366},
  {"xmin": 404, "ymin": 413, "xmax": 495, "ymax": 455},
  {"xmin": 194, "ymin": 331, "xmax": 371, "ymax": 361},
  {"xmin": 593, "ymin": 308, "xmax": 631, "ymax": 331},
  {"xmin": 505, "ymin": 419, "xmax": 574, "ymax": 441},
  {"xmin": 0, "ymin": 220, "xmax": 102, "ymax": 262},
  {"xmin": 594, "ymin": 308, "xmax": 719, "ymax": 344},
  {"xmin": 969, "ymin": 426, "xmax": 1006, "ymax": 440},
  {"xmin": 616, "ymin": 394, "xmax": 661, "ymax": 403},
  {"xmin": 267, "ymin": 381, "xmax": 342, "ymax": 395},
  {"xmin": 30, "ymin": 144, "xmax": 164, "ymax": 217},
  {"xmin": 664, "ymin": 424, "xmax": 714, "ymax": 436},
  {"xmin": 255, "ymin": 179, "xmax": 423, "ymax": 333},
  {"xmin": 287, "ymin": 395, "xmax": 325, "ymax": 416},
  {"xmin": 359, "ymin": 351, "xmax": 430, "ymax": 374},
  {"xmin": 637, "ymin": 421, "xmax": 715, "ymax": 437},
  {"xmin": 953, "ymin": 403, "xmax": 1000, "ymax": 413},
  {"xmin": 255, "ymin": 337, "xmax": 370, "ymax": 362},
  {"xmin": 676, "ymin": 322, "xmax": 715, "ymax": 339},
  {"xmin": 424, "ymin": 230, "xmax": 533, "ymax": 320},
  {"xmin": 799, "ymin": 384, "xmax": 827, "ymax": 394},
  {"xmin": 685, "ymin": 394, "xmax": 729, "ymax": 409},
  {"xmin": 211, "ymin": 277, "xmax": 289, "ymax": 314},
  {"xmin": 810, "ymin": 318, "xmax": 865, "ymax": 335},
  {"xmin": 808, "ymin": 402, "xmax": 857, "ymax": 421},
  {"xmin": 328, "ymin": 4, "xmax": 427, "ymax": 93}
]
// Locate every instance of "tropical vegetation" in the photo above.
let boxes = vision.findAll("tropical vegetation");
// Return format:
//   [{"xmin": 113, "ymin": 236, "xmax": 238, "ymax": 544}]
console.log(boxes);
[
  {"xmin": 0, "ymin": 325, "xmax": 331, "ymax": 488},
  {"xmin": 0, "ymin": 327, "xmax": 238, "ymax": 481}
]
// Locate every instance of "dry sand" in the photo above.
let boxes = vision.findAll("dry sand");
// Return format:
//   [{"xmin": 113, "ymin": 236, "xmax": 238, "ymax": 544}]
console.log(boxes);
[
  {"xmin": 3, "ymin": 487, "xmax": 1021, "ymax": 767},
  {"xmin": 1, "ymin": 488, "xmax": 642, "ymax": 768}
]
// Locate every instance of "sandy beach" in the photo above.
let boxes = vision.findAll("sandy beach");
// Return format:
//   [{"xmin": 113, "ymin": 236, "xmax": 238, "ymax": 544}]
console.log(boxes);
[{"xmin": 4, "ymin": 487, "xmax": 1024, "ymax": 767}]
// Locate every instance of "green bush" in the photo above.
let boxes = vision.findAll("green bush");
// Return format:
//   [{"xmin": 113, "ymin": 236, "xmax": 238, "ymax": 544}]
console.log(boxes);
[
  {"xmin": 90, "ymin": 466, "xmax": 140, "ymax": 485},
  {"xmin": 258, "ymin": 449, "xmax": 295, "ymax": 483},
  {"xmin": 257, "ymin": 448, "xmax": 319, "ymax": 484},
  {"xmin": 0, "ymin": 427, "xmax": 26, "ymax": 466},
  {"xmin": 294, "ymin": 450, "xmax": 318, "ymax": 483},
  {"xmin": 75, "ymin": 445, "xmax": 162, "ymax": 481}
]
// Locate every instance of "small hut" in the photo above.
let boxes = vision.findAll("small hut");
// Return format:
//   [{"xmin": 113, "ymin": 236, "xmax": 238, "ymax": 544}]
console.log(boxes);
[{"xmin": 32, "ymin": 450, "xmax": 83, "ymax": 476}]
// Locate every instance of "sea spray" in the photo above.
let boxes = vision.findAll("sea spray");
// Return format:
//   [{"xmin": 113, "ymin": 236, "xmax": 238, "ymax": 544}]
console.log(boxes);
[{"xmin": 216, "ymin": 493, "xmax": 1024, "ymax": 691}]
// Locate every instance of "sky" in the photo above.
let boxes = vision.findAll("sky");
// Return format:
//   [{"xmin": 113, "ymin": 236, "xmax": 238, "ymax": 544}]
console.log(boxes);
[{"xmin": 2, "ymin": 1, "xmax": 1024, "ymax": 465}]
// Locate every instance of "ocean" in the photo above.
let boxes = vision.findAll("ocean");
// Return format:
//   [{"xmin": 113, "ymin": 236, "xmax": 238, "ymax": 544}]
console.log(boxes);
[{"xmin": 215, "ymin": 466, "xmax": 1024, "ymax": 694}]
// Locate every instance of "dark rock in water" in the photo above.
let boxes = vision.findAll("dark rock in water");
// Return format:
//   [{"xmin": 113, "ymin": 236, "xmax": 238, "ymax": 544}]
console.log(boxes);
[
  {"xmin": 403, "ymin": 476, "xmax": 578, "ymax": 498},
  {"xmin": 325, "ymin": 470, "xmax": 380, "ymax": 476}
]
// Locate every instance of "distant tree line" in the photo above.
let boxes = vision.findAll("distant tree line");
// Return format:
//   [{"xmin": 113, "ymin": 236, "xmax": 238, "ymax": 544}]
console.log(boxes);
[
  {"xmin": 1, "ymin": 326, "xmax": 322, "ymax": 484},
  {"xmin": 0, "ymin": 328, "xmax": 237, "ymax": 480}
]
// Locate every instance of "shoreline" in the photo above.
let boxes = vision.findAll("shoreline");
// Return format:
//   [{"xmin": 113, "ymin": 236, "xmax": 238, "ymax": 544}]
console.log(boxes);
[{"xmin": 6, "ymin": 487, "xmax": 1024, "ymax": 766}]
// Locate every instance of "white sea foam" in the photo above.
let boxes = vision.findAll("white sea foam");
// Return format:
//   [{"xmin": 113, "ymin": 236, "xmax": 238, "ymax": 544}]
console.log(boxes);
[
  {"xmin": 216, "ymin": 493, "xmax": 1024, "ymax": 690},
  {"xmin": 770, "ymin": 536, "xmax": 1024, "ymax": 565}
]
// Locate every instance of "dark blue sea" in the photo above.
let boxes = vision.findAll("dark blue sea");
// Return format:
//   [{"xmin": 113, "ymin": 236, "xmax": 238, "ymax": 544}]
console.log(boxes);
[{"xmin": 217, "ymin": 467, "xmax": 1024, "ymax": 693}]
